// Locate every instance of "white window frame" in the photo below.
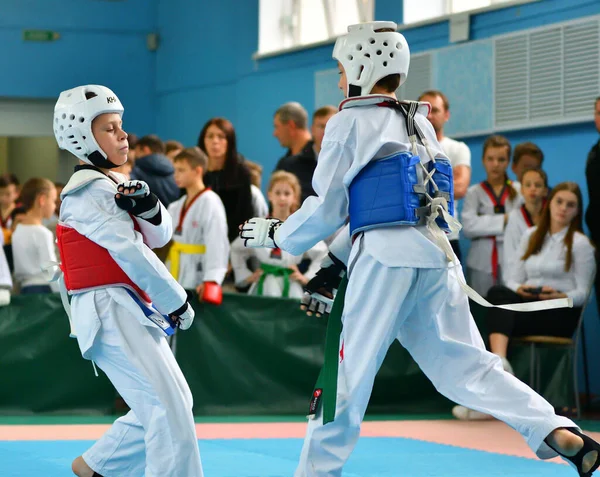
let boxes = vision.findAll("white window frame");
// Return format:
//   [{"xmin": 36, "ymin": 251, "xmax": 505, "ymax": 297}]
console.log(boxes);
[
  {"xmin": 255, "ymin": 0, "xmax": 374, "ymax": 60},
  {"xmin": 401, "ymin": 0, "xmax": 541, "ymax": 29},
  {"xmin": 255, "ymin": 0, "xmax": 540, "ymax": 60}
]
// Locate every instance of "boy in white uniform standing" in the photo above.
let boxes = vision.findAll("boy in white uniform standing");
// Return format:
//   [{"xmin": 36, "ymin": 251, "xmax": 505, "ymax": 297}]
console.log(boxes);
[
  {"xmin": 240, "ymin": 22, "xmax": 600, "ymax": 477},
  {"xmin": 167, "ymin": 146, "xmax": 229, "ymax": 302},
  {"xmin": 53, "ymin": 85, "xmax": 203, "ymax": 477}
]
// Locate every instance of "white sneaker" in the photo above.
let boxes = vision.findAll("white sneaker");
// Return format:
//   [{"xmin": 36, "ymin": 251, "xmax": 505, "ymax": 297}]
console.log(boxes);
[{"xmin": 452, "ymin": 405, "xmax": 494, "ymax": 421}]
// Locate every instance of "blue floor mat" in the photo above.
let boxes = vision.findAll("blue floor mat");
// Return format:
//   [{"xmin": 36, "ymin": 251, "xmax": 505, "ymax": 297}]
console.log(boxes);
[{"xmin": 0, "ymin": 437, "xmax": 574, "ymax": 476}]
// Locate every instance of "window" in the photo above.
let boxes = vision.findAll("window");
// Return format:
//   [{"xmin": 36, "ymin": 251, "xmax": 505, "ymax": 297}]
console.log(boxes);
[
  {"xmin": 403, "ymin": 0, "xmax": 534, "ymax": 26},
  {"xmin": 258, "ymin": 0, "xmax": 374, "ymax": 56}
]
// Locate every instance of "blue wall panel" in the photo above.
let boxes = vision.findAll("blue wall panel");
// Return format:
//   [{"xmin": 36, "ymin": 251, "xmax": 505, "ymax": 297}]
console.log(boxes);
[
  {"xmin": 435, "ymin": 41, "xmax": 494, "ymax": 136},
  {"xmin": 0, "ymin": 0, "xmax": 157, "ymax": 135}
]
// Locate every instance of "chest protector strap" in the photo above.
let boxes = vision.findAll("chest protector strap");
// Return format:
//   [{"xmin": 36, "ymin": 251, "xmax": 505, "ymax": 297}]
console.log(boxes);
[{"xmin": 348, "ymin": 100, "xmax": 457, "ymax": 237}]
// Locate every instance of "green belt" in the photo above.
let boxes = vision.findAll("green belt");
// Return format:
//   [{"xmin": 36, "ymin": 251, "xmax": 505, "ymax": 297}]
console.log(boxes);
[
  {"xmin": 256, "ymin": 263, "xmax": 294, "ymax": 298},
  {"xmin": 311, "ymin": 274, "xmax": 348, "ymax": 424}
]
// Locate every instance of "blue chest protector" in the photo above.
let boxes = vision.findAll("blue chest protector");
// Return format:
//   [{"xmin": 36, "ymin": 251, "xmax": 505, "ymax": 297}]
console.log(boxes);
[{"xmin": 348, "ymin": 101, "xmax": 454, "ymax": 236}]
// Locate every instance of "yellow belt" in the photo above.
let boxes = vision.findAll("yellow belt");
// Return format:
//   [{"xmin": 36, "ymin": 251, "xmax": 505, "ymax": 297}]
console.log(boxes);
[{"xmin": 167, "ymin": 241, "xmax": 206, "ymax": 279}]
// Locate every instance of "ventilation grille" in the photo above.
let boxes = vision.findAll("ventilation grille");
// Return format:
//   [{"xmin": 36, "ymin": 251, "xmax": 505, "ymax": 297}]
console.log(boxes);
[
  {"xmin": 495, "ymin": 18, "xmax": 600, "ymax": 128},
  {"xmin": 397, "ymin": 53, "xmax": 432, "ymax": 100}
]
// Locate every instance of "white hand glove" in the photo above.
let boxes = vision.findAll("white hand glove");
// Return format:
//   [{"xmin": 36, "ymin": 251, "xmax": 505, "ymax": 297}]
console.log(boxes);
[
  {"xmin": 300, "ymin": 291, "xmax": 334, "ymax": 318},
  {"xmin": 170, "ymin": 301, "xmax": 195, "ymax": 331},
  {"xmin": 239, "ymin": 218, "xmax": 282, "ymax": 248}
]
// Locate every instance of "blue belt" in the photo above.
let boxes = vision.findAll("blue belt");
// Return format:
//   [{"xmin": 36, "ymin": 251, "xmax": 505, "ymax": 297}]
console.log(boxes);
[{"xmin": 125, "ymin": 289, "xmax": 177, "ymax": 336}]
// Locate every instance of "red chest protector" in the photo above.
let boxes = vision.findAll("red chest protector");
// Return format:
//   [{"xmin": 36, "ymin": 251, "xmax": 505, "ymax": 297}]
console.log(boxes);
[{"xmin": 56, "ymin": 218, "xmax": 151, "ymax": 303}]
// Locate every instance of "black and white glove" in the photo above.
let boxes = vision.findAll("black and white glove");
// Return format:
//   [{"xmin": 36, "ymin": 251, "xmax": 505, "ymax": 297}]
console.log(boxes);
[
  {"xmin": 300, "ymin": 253, "xmax": 346, "ymax": 318},
  {"xmin": 169, "ymin": 301, "xmax": 195, "ymax": 331},
  {"xmin": 115, "ymin": 180, "xmax": 161, "ymax": 225},
  {"xmin": 239, "ymin": 218, "xmax": 282, "ymax": 248}
]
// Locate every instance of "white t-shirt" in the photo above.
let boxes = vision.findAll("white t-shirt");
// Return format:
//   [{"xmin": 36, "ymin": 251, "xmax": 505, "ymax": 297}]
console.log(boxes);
[
  {"xmin": 440, "ymin": 136, "xmax": 471, "ymax": 169},
  {"xmin": 440, "ymin": 136, "xmax": 471, "ymax": 241},
  {"xmin": 12, "ymin": 223, "xmax": 58, "ymax": 290}
]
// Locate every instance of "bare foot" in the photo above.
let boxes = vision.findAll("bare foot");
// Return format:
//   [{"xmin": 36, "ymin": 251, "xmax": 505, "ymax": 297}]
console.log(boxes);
[
  {"xmin": 72, "ymin": 456, "xmax": 96, "ymax": 477},
  {"xmin": 547, "ymin": 429, "xmax": 598, "ymax": 474}
]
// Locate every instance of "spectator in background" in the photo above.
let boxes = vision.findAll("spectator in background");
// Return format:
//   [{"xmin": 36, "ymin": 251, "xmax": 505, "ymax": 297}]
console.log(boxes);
[
  {"xmin": 512, "ymin": 141, "xmax": 544, "ymax": 186},
  {"xmin": 0, "ymin": 174, "xmax": 21, "ymax": 273},
  {"xmin": 245, "ymin": 159, "xmax": 263, "ymax": 189},
  {"xmin": 198, "ymin": 117, "xmax": 255, "ymax": 242},
  {"xmin": 12, "ymin": 178, "xmax": 59, "ymax": 294},
  {"xmin": 165, "ymin": 140, "xmax": 184, "ymax": 162},
  {"xmin": 273, "ymin": 102, "xmax": 316, "ymax": 202},
  {"xmin": 462, "ymin": 135, "xmax": 520, "ymax": 296},
  {"xmin": 311, "ymin": 105, "xmax": 337, "ymax": 156},
  {"xmin": 130, "ymin": 134, "xmax": 180, "ymax": 207},
  {"xmin": 9, "ymin": 206, "xmax": 26, "ymax": 231},
  {"xmin": 167, "ymin": 147, "xmax": 229, "ymax": 301},
  {"xmin": 245, "ymin": 159, "xmax": 269, "ymax": 217},
  {"xmin": 454, "ymin": 181, "xmax": 595, "ymax": 421},
  {"xmin": 491, "ymin": 182, "xmax": 594, "ymax": 363},
  {"xmin": 418, "ymin": 90, "xmax": 471, "ymax": 260},
  {"xmin": 0, "ymin": 231, "xmax": 11, "ymax": 306},
  {"xmin": 4, "ymin": 205, "xmax": 26, "ymax": 273},
  {"xmin": 503, "ymin": 168, "xmax": 548, "ymax": 271},
  {"xmin": 43, "ymin": 182, "xmax": 64, "ymax": 234},
  {"xmin": 126, "ymin": 133, "xmax": 138, "ymax": 164},
  {"xmin": 231, "ymin": 171, "xmax": 327, "ymax": 297},
  {"xmin": 0, "ymin": 173, "xmax": 20, "ymax": 242},
  {"xmin": 586, "ymin": 96, "xmax": 600, "ymax": 320}
]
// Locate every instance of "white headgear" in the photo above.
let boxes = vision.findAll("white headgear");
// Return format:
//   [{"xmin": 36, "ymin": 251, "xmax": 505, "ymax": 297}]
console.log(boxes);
[
  {"xmin": 53, "ymin": 85, "xmax": 124, "ymax": 168},
  {"xmin": 333, "ymin": 21, "xmax": 410, "ymax": 98}
]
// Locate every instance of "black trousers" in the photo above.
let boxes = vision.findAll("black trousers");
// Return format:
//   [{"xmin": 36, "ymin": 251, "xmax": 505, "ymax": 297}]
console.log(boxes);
[{"xmin": 486, "ymin": 285, "xmax": 581, "ymax": 338}]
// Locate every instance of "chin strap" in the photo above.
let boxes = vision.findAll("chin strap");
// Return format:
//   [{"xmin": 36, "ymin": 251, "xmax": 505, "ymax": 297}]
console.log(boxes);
[{"xmin": 87, "ymin": 150, "xmax": 121, "ymax": 169}]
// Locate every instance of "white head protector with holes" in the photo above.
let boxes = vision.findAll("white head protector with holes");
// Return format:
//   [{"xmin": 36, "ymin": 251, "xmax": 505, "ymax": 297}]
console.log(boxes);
[
  {"xmin": 333, "ymin": 21, "xmax": 410, "ymax": 98},
  {"xmin": 53, "ymin": 85, "xmax": 124, "ymax": 168}
]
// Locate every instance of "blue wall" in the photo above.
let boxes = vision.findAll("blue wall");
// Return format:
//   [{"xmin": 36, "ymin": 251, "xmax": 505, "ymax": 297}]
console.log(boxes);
[
  {"xmin": 156, "ymin": 0, "xmax": 600, "ymax": 187},
  {"xmin": 0, "ymin": 0, "xmax": 157, "ymax": 135}
]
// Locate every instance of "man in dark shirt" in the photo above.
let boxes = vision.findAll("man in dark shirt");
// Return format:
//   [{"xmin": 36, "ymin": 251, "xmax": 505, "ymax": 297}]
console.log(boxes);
[
  {"xmin": 273, "ymin": 102, "xmax": 316, "ymax": 203},
  {"xmin": 585, "ymin": 97, "xmax": 600, "ymax": 317}
]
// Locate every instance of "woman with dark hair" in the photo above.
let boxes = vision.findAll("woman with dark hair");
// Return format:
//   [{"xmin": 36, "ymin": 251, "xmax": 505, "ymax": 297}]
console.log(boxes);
[
  {"xmin": 454, "ymin": 181, "xmax": 596, "ymax": 421},
  {"xmin": 198, "ymin": 118, "xmax": 255, "ymax": 242},
  {"xmin": 487, "ymin": 181, "xmax": 595, "ymax": 357}
]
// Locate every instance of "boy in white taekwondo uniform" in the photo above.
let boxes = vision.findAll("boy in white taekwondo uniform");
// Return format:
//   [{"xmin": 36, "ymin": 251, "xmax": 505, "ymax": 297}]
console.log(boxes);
[
  {"xmin": 167, "ymin": 147, "xmax": 229, "ymax": 302},
  {"xmin": 54, "ymin": 85, "xmax": 204, "ymax": 477},
  {"xmin": 240, "ymin": 22, "xmax": 600, "ymax": 477}
]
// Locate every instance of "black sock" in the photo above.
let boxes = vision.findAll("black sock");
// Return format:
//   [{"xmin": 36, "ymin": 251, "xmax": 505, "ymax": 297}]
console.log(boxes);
[{"xmin": 93, "ymin": 473, "xmax": 103, "ymax": 477}]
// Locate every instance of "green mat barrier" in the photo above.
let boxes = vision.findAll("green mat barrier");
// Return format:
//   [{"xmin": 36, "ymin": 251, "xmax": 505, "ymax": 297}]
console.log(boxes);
[{"xmin": 0, "ymin": 294, "xmax": 571, "ymax": 415}]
